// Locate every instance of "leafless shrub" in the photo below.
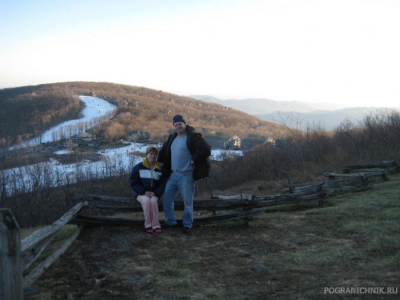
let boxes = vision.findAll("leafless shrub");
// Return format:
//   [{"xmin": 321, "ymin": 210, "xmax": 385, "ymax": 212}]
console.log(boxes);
[{"xmin": 213, "ymin": 109, "xmax": 400, "ymax": 191}]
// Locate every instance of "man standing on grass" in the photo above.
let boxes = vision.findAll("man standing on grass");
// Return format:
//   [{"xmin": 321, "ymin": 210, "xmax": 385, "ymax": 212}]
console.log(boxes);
[{"xmin": 158, "ymin": 115, "xmax": 211, "ymax": 233}]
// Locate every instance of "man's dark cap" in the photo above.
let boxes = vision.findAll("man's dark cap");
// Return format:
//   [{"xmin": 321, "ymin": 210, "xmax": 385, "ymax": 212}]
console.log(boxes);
[{"xmin": 172, "ymin": 115, "xmax": 186, "ymax": 125}]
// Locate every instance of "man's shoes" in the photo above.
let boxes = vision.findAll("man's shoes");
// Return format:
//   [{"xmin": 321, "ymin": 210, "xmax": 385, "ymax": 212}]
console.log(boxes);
[{"xmin": 183, "ymin": 227, "xmax": 191, "ymax": 234}]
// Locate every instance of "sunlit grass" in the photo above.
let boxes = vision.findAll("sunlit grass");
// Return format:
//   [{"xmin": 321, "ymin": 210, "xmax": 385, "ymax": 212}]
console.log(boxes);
[
  {"xmin": 255, "ymin": 173, "xmax": 400, "ymax": 278},
  {"xmin": 367, "ymin": 234, "xmax": 400, "ymax": 255}
]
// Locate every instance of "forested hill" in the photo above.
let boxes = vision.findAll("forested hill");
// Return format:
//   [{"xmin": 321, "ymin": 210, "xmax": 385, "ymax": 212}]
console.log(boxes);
[
  {"xmin": 0, "ymin": 84, "xmax": 84, "ymax": 146},
  {"xmin": 0, "ymin": 82, "xmax": 292, "ymax": 146}
]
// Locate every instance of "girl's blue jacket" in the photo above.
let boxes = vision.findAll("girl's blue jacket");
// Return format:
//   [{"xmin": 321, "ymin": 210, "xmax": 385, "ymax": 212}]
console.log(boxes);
[{"xmin": 129, "ymin": 158, "xmax": 166, "ymax": 199}]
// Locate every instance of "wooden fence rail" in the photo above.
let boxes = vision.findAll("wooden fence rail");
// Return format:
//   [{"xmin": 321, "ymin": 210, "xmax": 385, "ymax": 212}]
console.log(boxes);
[
  {"xmin": 342, "ymin": 160, "xmax": 398, "ymax": 173},
  {"xmin": 0, "ymin": 203, "xmax": 86, "ymax": 300},
  {"xmin": 71, "ymin": 169, "xmax": 376, "ymax": 227},
  {"xmin": 76, "ymin": 194, "xmax": 256, "ymax": 211},
  {"xmin": 0, "ymin": 209, "xmax": 22, "ymax": 300}
]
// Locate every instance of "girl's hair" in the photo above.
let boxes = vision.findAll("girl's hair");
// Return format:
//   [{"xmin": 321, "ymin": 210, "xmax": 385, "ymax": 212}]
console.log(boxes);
[{"xmin": 146, "ymin": 146, "xmax": 159, "ymax": 155}]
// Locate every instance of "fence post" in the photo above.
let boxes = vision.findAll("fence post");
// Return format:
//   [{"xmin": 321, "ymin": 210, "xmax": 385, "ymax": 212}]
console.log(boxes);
[{"xmin": 0, "ymin": 209, "xmax": 23, "ymax": 300}]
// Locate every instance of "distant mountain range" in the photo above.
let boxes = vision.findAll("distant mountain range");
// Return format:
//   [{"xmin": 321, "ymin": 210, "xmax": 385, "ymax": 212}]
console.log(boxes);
[
  {"xmin": 190, "ymin": 95, "xmax": 395, "ymax": 130},
  {"xmin": 190, "ymin": 95, "xmax": 344, "ymax": 114}
]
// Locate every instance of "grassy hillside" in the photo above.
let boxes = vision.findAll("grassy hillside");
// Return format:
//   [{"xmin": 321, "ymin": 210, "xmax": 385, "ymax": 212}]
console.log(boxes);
[{"xmin": 31, "ymin": 173, "xmax": 400, "ymax": 299}]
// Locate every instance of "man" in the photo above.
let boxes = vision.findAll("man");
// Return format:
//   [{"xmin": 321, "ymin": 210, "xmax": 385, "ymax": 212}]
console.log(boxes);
[{"xmin": 158, "ymin": 115, "xmax": 211, "ymax": 233}]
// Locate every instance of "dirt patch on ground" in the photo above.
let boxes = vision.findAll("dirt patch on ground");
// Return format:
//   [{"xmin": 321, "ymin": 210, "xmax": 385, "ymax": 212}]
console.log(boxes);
[{"xmin": 27, "ymin": 209, "xmax": 399, "ymax": 300}]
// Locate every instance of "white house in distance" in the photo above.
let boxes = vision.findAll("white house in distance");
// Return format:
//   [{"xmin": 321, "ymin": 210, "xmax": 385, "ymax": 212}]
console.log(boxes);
[
  {"xmin": 73, "ymin": 132, "xmax": 95, "ymax": 141},
  {"xmin": 225, "ymin": 135, "xmax": 241, "ymax": 150}
]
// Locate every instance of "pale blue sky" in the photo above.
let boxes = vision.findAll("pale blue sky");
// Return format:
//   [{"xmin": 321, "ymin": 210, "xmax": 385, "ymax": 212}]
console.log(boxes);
[{"xmin": 1, "ymin": 0, "xmax": 399, "ymax": 107}]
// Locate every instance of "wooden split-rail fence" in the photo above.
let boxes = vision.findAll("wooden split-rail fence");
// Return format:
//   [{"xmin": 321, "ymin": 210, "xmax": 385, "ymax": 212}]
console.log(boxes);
[{"xmin": 1, "ymin": 160, "xmax": 398, "ymax": 299}]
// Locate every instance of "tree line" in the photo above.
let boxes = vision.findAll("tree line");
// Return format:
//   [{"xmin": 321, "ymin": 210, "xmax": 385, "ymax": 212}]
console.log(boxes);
[{"xmin": 0, "ymin": 85, "xmax": 83, "ymax": 148}]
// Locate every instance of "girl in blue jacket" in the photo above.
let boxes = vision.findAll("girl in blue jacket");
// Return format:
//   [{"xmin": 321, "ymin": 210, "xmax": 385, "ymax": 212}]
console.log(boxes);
[{"xmin": 130, "ymin": 146, "xmax": 165, "ymax": 233}]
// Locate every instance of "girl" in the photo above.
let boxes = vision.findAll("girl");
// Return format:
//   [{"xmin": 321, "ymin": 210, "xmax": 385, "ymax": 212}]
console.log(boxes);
[{"xmin": 130, "ymin": 146, "xmax": 165, "ymax": 233}]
